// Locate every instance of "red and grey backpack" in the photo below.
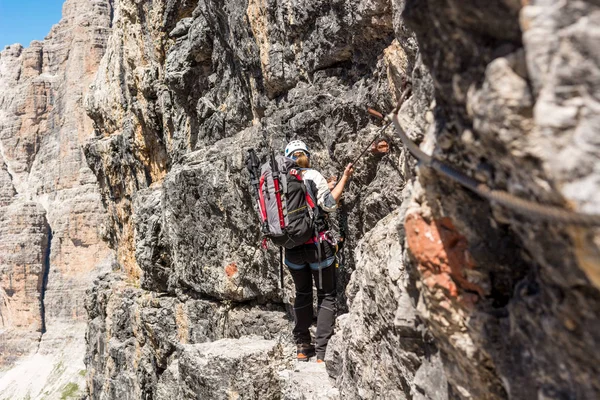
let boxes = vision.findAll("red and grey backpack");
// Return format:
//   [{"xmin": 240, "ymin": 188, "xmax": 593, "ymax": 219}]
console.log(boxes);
[{"xmin": 246, "ymin": 149, "xmax": 319, "ymax": 249}]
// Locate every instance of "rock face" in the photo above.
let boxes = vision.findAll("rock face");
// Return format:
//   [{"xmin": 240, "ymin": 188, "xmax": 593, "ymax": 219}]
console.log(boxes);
[
  {"xmin": 0, "ymin": 0, "xmax": 114, "ymax": 398},
  {"xmin": 397, "ymin": 1, "xmax": 600, "ymax": 398},
  {"xmin": 85, "ymin": 272, "xmax": 293, "ymax": 399},
  {"xmin": 0, "ymin": 202, "xmax": 49, "ymax": 365},
  {"xmin": 80, "ymin": 0, "xmax": 600, "ymax": 399},
  {"xmin": 327, "ymin": 202, "xmax": 448, "ymax": 400},
  {"xmin": 164, "ymin": 337, "xmax": 288, "ymax": 399}
]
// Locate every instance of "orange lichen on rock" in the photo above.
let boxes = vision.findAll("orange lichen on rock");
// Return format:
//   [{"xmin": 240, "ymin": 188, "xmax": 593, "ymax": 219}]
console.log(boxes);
[
  {"xmin": 225, "ymin": 262, "xmax": 238, "ymax": 278},
  {"xmin": 405, "ymin": 213, "xmax": 484, "ymax": 300}
]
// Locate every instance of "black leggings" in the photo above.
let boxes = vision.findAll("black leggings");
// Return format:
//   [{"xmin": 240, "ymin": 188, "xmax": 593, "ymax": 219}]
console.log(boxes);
[{"xmin": 288, "ymin": 264, "xmax": 337, "ymax": 357}]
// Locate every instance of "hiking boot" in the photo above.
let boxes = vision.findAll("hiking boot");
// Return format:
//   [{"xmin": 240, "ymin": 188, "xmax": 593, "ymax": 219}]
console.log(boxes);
[
  {"xmin": 316, "ymin": 354, "xmax": 325, "ymax": 364},
  {"xmin": 297, "ymin": 343, "xmax": 315, "ymax": 362}
]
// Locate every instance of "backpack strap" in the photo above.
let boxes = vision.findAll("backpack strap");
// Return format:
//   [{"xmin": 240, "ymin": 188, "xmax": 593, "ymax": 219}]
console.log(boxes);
[
  {"xmin": 270, "ymin": 151, "xmax": 285, "ymax": 230},
  {"xmin": 258, "ymin": 176, "xmax": 268, "ymax": 225}
]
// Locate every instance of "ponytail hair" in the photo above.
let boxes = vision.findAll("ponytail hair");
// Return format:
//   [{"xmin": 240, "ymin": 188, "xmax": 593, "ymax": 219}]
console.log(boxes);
[{"xmin": 295, "ymin": 154, "xmax": 310, "ymax": 168}]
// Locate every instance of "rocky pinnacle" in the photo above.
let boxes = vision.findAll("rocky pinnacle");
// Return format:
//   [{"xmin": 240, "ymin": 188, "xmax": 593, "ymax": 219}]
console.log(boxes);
[{"xmin": 0, "ymin": 0, "xmax": 114, "ymax": 398}]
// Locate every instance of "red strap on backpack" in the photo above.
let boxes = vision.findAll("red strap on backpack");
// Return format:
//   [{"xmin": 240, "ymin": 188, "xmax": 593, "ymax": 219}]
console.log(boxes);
[
  {"xmin": 273, "ymin": 176, "xmax": 285, "ymax": 229},
  {"xmin": 258, "ymin": 176, "xmax": 268, "ymax": 222},
  {"xmin": 305, "ymin": 192, "xmax": 315, "ymax": 208}
]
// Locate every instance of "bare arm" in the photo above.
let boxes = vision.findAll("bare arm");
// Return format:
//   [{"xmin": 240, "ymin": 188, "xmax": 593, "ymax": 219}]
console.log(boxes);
[{"xmin": 330, "ymin": 164, "xmax": 354, "ymax": 202}]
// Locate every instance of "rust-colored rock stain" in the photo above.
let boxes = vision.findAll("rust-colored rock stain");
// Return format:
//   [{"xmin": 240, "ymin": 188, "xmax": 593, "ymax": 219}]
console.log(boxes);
[
  {"xmin": 225, "ymin": 262, "xmax": 238, "ymax": 278},
  {"xmin": 405, "ymin": 213, "xmax": 484, "ymax": 300}
]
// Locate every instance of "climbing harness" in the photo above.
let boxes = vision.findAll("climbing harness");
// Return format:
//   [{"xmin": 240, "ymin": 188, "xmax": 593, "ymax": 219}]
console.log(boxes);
[{"xmin": 366, "ymin": 104, "xmax": 600, "ymax": 226}]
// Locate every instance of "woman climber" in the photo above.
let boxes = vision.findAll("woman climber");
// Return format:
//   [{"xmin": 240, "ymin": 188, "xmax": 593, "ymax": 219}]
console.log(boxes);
[{"xmin": 283, "ymin": 139, "xmax": 354, "ymax": 363}]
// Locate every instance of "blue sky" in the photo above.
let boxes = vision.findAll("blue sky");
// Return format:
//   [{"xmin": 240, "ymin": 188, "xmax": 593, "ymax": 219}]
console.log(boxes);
[{"xmin": 0, "ymin": 0, "xmax": 65, "ymax": 49}]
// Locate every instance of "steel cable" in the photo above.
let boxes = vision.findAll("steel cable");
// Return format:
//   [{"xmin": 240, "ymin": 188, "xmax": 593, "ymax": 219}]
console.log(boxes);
[{"xmin": 383, "ymin": 110, "xmax": 600, "ymax": 226}]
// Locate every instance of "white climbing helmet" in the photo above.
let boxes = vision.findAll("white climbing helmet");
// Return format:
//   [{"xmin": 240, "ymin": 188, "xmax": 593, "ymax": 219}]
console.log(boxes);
[{"xmin": 284, "ymin": 140, "xmax": 310, "ymax": 158}]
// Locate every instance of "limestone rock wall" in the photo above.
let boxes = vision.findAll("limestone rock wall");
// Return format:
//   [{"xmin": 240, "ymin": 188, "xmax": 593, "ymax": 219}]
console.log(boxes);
[
  {"xmin": 0, "ymin": 0, "xmax": 114, "ymax": 398},
  {"xmin": 82, "ymin": 0, "xmax": 600, "ymax": 399},
  {"xmin": 394, "ymin": 1, "xmax": 600, "ymax": 398}
]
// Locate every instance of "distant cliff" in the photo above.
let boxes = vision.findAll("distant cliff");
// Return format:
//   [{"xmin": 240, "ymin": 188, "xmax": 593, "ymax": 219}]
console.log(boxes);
[
  {"xmin": 0, "ymin": 0, "xmax": 114, "ymax": 398},
  {"xmin": 82, "ymin": 0, "xmax": 600, "ymax": 398}
]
